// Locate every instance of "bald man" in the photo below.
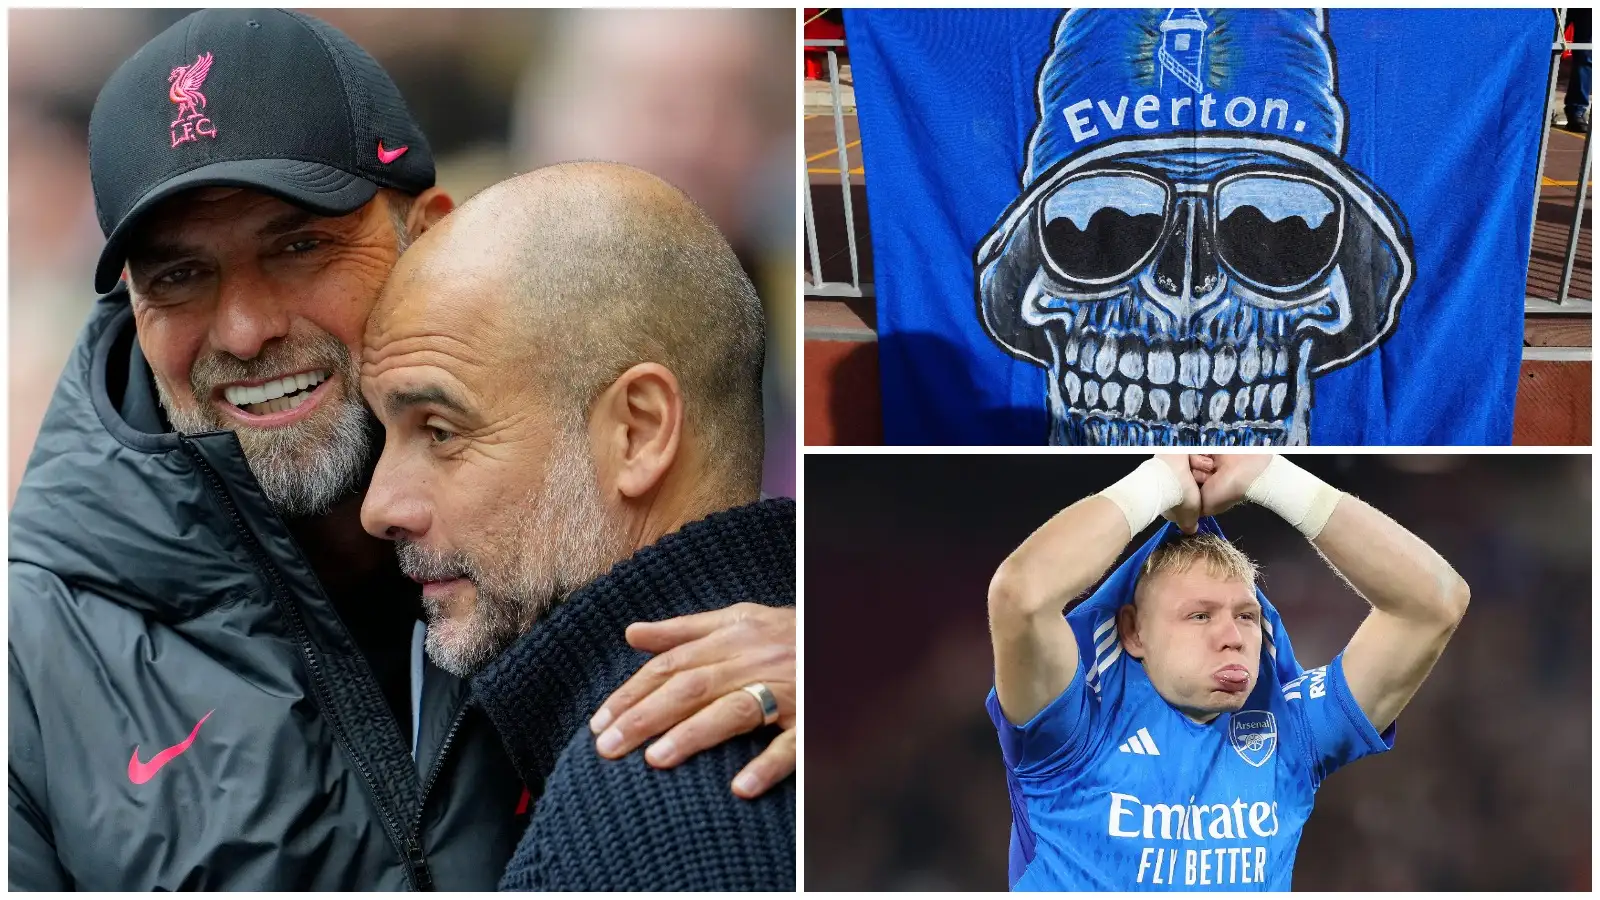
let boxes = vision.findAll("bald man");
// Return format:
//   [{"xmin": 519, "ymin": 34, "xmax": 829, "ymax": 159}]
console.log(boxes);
[{"xmin": 358, "ymin": 162, "xmax": 794, "ymax": 891}]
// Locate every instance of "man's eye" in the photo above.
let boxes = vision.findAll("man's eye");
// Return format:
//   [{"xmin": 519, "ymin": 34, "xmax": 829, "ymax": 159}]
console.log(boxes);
[
  {"xmin": 1190, "ymin": 613, "xmax": 1208, "ymax": 621},
  {"xmin": 284, "ymin": 239, "xmax": 321, "ymax": 254},
  {"xmin": 428, "ymin": 425, "xmax": 455, "ymax": 444},
  {"xmin": 154, "ymin": 267, "xmax": 196, "ymax": 286}
]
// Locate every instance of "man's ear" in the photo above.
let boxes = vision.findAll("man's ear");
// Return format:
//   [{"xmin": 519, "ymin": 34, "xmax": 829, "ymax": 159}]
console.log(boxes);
[
  {"xmin": 1117, "ymin": 603, "xmax": 1145, "ymax": 660},
  {"xmin": 591, "ymin": 363, "xmax": 684, "ymax": 500},
  {"xmin": 407, "ymin": 186, "xmax": 455, "ymax": 239}
]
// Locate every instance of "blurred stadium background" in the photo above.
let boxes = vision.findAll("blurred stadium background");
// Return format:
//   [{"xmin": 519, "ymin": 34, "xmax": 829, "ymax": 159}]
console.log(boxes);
[
  {"xmin": 806, "ymin": 453, "xmax": 1591, "ymax": 890},
  {"xmin": 9, "ymin": 8, "xmax": 796, "ymax": 502}
]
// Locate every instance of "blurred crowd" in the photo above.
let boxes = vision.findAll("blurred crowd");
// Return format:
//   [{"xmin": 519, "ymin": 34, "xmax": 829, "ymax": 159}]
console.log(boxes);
[
  {"xmin": 9, "ymin": 8, "xmax": 796, "ymax": 502},
  {"xmin": 805, "ymin": 454, "xmax": 1591, "ymax": 891}
]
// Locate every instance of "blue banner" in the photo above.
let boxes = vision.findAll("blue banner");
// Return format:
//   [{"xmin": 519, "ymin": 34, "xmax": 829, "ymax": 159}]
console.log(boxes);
[{"xmin": 846, "ymin": 9, "xmax": 1553, "ymax": 445}]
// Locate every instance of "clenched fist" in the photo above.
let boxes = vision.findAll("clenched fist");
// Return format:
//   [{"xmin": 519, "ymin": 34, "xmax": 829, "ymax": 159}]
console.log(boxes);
[
  {"xmin": 1191, "ymin": 454, "xmax": 1273, "ymax": 516},
  {"xmin": 1155, "ymin": 454, "xmax": 1204, "ymax": 534}
]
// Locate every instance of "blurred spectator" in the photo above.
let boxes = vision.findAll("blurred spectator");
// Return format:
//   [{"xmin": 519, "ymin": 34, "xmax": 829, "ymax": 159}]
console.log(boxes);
[
  {"xmin": 805, "ymin": 454, "xmax": 1590, "ymax": 891},
  {"xmin": 511, "ymin": 10, "xmax": 797, "ymax": 494},
  {"xmin": 1563, "ymin": 9, "xmax": 1591, "ymax": 133},
  {"xmin": 9, "ymin": 9, "xmax": 796, "ymax": 502},
  {"xmin": 513, "ymin": 9, "xmax": 792, "ymax": 255}
]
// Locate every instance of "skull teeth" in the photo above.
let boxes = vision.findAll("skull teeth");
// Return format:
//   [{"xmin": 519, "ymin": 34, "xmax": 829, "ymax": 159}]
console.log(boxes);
[
  {"xmin": 1149, "ymin": 348, "xmax": 1176, "ymax": 385},
  {"xmin": 1057, "ymin": 376, "xmax": 1294, "ymax": 429},
  {"xmin": 1150, "ymin": 388, "xmax": 1171, "ymax": 420},
  {"xmin": 1059, "ymin": 334, "xmax": 1295, "ymax": 398},
  {"xmin": 1213, "ymin": 347, "xmax": 1237, "ymax": 386},
  {"xmin": 1124, "ymin": 384, "xmax": 1145, "ymax": 417},
  {"xmin": 1240, "ymin": 339, "xmax": 1261, "ymax": 383},
  {"xmin": 1066, "ymin": 418, "xmax": 1289, "ymax": 446},
  {"xmin": 1179, "ymin": 389, "xmax": 1201, "ymax": 422},
  {"xmin": 1178, "ymin": 350, "xmax": 1210, "ymax": 389},
  {"xmin": 1208, "ymin": 390, "xmax": 1231, "ymax": 422},
  {"xmin": 1050, "ymin": 331, "xmax": 1299, "ymax": 440},
  {"xmin": 1095, "ymin": 341, "xmax": 1117, "ymax": 379}
]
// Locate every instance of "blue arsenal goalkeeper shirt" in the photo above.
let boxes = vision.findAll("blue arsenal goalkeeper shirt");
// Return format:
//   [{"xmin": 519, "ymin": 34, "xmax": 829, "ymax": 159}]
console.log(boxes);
[{"xmin": 985, "ymin": 519, "xmax": 1395, "ymax": 890}]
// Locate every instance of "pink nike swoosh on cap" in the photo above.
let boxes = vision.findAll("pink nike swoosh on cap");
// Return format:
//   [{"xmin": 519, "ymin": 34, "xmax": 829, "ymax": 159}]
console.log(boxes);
[{"xmin": 377, "ymin": 140, "xmax": 408, "ymax": 164}]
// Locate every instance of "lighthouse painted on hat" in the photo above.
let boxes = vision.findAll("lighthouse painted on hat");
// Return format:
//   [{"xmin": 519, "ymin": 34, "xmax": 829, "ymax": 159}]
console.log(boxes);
[{"xmin": 1157, "ymin": 8, "xmax": 1207, "ymax": 93}]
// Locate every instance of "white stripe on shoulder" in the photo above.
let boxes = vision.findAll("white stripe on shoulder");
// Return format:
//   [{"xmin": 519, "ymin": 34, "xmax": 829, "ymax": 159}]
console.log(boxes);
[
  {"xmin": 1094, "ymin": 617, "xmax": 1116, "ymax": 640},
  {"xmin": 1097, "ymin": 646, "xmax": 1123, "ymax": 675},
  {"xmin": 1095, "ymin": 629, "xmax": 1119, "ymax": 656}
]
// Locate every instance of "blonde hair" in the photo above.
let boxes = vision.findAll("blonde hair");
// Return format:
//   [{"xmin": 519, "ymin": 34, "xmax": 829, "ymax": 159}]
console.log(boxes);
[{"xmin": 1136, "ymin": 533, "xmax": 1258, "ymax": 599}]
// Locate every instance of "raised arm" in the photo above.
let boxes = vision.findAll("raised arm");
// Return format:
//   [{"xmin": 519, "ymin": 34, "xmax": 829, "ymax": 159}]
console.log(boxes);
[
  {"xmin": 987, "ymin": 456, "xmax": 1201, "ymax": 724},
  {"xmin": 1199, "ymin": 455, "xmax": 1469, "ymax": 732}
]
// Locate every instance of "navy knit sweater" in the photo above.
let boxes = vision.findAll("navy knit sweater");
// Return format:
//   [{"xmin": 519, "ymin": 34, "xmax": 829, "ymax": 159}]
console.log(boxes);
[{"xmin": 473, "ymin": 498, "xmax": 797, "ymax": 891}]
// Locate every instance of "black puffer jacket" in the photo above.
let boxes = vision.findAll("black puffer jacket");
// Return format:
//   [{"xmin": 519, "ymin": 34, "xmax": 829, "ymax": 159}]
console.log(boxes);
[{"xmin": 8, "ymin": 292, "xmax": 525, "ymax": 889}]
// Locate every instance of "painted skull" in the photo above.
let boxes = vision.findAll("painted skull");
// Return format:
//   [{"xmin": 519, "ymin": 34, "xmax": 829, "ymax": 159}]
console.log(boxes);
[{"xmin": 974, "ymin": 9, "xmax": 1414, "ymax": 445}]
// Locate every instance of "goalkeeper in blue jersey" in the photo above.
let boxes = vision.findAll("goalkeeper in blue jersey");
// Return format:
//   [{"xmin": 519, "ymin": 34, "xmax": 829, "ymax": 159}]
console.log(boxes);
[{"xmin": 985, "ymin": 454, "xmax": 1469, "ymax": 891}]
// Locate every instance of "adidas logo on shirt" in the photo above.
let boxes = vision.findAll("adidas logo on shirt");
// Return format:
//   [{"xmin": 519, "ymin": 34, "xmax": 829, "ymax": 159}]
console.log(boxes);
[{"xmin": 1118, "ymin": 727, "xmax": 1160, "ymax": 756}]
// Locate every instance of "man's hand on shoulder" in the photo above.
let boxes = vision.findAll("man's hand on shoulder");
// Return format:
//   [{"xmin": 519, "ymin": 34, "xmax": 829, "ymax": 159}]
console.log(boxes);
[{"xmin": 589, "ymin": 602, "xmax": 795, "ymax": 800}]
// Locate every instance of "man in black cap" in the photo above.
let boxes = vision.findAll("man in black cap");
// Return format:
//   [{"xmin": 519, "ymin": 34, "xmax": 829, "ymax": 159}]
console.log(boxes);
[{"xmin": 8, "ymin": 9, "xmax": 796, "ymax": 890}]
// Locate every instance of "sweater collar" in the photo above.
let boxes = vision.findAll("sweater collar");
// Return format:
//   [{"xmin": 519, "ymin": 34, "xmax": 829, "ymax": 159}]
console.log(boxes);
[{"xmin": 471, "ymin": 497, "xmax": 795, "ymax": 788}]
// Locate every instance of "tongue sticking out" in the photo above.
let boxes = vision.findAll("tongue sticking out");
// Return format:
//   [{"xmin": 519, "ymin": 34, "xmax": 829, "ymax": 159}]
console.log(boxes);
[{"xmin": 1214, "ymin": 668, "xmax": 1249, "ymax": 693}]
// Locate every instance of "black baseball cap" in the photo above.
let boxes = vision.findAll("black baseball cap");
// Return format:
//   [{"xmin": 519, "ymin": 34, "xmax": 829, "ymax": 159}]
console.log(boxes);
[{"xmin": 88, "ymin": 8, "xmax": 435, "ymax": 294}]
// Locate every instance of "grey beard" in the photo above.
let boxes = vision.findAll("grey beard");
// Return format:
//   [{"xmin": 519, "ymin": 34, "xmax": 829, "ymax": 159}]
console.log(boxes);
[
  {"xmin": 154, "ymin": 332, "xmax": 372, "ymax": 519},
  {"xmin": 398, "ymin": 419, "xmax": 630, "ymax": 678}
]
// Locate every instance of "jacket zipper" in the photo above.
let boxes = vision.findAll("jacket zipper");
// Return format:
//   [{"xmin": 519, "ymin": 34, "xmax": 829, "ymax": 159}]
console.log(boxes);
[
  {"xmin": 409, "ymin": 697, "xmax": 472, "ymax": 888},
  {"xmin": 184, "ymin": 442, "xmax": 434, "ymax": 891},
  {"xmin": 419, "ymin": 700, "xmax": 470, "ymax": 816}
]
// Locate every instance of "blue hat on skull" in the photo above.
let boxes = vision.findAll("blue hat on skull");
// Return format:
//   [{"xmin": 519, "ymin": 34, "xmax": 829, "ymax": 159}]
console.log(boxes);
[{"xmin": 1025, "ymin": 8, "xmax": 1345, "ymax": 183}]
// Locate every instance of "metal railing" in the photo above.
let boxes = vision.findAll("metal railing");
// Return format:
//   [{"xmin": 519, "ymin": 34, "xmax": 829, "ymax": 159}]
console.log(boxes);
[
  {"xmin": 1523, "ymin": 10, "xmax": 1591, "ymax": 361},
  {"xmin": 803, "ymin": 39, "xmax": 868, "ymax": 299},
  {"xmin": 1525, "ymin": 10, "xmax": 1592, "ymax": 316}
]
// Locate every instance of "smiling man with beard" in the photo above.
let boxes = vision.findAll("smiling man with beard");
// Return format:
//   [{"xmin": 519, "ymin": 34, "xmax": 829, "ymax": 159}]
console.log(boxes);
[
  {"xmin": 9, "ymin": 9, "xmax": 794, "ymax": 891},
  {"xmin": 359, "ymin": 162, "xmax": 796, "ymax": 891}
]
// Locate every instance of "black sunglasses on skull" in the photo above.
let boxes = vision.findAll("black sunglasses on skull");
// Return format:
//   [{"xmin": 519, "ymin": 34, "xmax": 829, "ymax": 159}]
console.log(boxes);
[{"xmin": 1032, "ymin": 164, "xmax": 1346, "ymax": 300}]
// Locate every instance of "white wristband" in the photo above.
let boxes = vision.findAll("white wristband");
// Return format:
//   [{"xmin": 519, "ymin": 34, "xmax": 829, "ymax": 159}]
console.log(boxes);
[
  {"xmin": 1245, "ymin": 456, "xmax": 1343, "ymax": 539},
  {"xmin": 1099, "ymin": 458, "xmax": 1184, "ymax": 536}
]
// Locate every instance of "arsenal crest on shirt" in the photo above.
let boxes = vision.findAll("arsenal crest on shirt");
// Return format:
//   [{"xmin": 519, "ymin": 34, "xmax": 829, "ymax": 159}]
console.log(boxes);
[{"xmin": 1230, "ymin": 711, "xmax": 1278, "ymax": 767}]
